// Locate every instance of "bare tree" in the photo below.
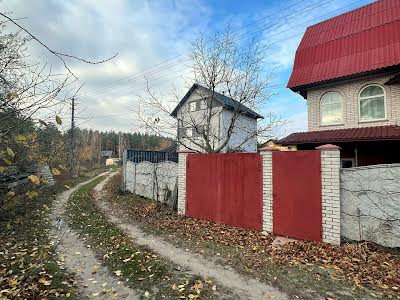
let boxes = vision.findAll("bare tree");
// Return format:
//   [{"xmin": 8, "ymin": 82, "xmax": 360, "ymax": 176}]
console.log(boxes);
[
  {"xmin": 0, "ymin": 13, "xmax": 115, "ymax": 194},
  {"xmin": 138, "ymin": 29, "xmax": 284, "ymax": 153}
]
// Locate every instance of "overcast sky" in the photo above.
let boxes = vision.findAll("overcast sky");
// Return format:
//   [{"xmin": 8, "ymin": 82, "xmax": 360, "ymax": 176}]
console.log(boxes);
[{"xmin": 1, "ymin": 0, "xmax": 373, "ymax": 138}]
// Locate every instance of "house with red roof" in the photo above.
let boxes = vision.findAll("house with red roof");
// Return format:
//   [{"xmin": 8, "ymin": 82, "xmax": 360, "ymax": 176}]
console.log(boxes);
[{"xmin": 280, "ymin": 0, "xmax": 400, "ymax": 167}]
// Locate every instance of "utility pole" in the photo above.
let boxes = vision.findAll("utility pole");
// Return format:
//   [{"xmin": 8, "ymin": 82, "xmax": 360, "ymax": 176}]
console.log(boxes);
[{"xmin": 69, "ymin": 97, "xmax": 77, "ymax": 177}]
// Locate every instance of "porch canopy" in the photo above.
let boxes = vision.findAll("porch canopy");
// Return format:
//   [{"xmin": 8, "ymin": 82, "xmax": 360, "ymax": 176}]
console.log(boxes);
[{"xmin": 279, "ymin": 125, "xmax": 400, "ymax": 167}]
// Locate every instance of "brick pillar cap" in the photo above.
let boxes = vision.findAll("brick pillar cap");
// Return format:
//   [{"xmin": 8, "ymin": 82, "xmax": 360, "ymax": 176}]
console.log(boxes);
[
  {"xmin": 177, "ymin": 149, "xmax": 196, "ymax": 153},
  {"xmin": 316, "ymin": 144, "xmax": 341, "ymax": 150},
  {"xmin": 259, "ymin": 146, "xmax": 279, "ymax": 151}
]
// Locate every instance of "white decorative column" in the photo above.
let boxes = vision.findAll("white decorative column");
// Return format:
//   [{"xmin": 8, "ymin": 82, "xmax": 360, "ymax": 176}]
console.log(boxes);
[
  {"xmin": 316, "ymin": 144, "xmax": 341, "ymax": 245},
  {"xmin": 259, "ymin": 147, "xmax": 278, "ymax": 234},
  {"xmin": 177, "ymin": 150, "xmax": 193, "ymax": 215}
]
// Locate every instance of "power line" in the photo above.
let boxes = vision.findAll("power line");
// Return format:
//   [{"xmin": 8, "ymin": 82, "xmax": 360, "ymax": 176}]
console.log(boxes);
[
  {"xmin": 79, "ymin": 0, "xmax": 370, "ymax": 101},
  {"xmin": 76, "ymin": 0, "xmax": 332, "ymax": 99},
  {"xmin": 78, "ymin": 0, "xmax": 371, "ymax": 123},
  {"xmin": 76, "ymin": 0, "xmax": 311, "ymax": 98},
  {"xmin": 78, "ymin": 0, "xmax": 367, "ymax": 103},
  {"xmin": 84, "ymin": 82, "xmax": 289, "ymax": 120}
]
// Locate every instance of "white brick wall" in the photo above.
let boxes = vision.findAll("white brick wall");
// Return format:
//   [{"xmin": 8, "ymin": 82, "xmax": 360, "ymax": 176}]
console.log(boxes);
[
  {"xmin": 260, "ymin": 148, "xmax": 275, "ymax": 233},
  {"xmin": 177, "ymin": 152, "xmax": 189, "ymax": 215},
  {"xmin": 319, "ymin": 146, "xmax": 341, "ymax": 244},
  {"xmin": 307, "ymin": 73, "xmax": 400, "ymax": 131}
]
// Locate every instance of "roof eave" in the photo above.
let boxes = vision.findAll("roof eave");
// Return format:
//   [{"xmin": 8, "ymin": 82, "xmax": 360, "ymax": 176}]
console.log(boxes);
[
  {"xmin": 281, "ymin": 137, "xmax": 400, "ymax": 145},
  {"xmin": 288, "ymin": 65, "xmax": 400, "ymax": 95},
  {"xmin": 171, "ymin": 83, "xmax": 263, "ymax": 119},
  {"xmin": 170, "ymin": 83, "xmax": 199, "ymax": 118}
]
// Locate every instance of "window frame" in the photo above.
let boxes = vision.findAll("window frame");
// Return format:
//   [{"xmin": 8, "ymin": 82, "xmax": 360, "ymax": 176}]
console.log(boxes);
[
  {"xmin": 189, "ymin": 101, "xmax": 197, "ymax": 112},
  {"xmin": 320, "ymin": 91, "xmax": 343, "ymax": 126},
  {"xmin": 188, "ymin": 98, "xmax": 208, "ymax": 113},
  {"xmin": 358, "ymin": 84, "xmax": 387, "ymax": 123}
]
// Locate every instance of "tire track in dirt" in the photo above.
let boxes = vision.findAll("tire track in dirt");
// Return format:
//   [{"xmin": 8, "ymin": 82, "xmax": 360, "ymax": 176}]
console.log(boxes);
[
  {"xmin": 50, "ymin": 173, "xmax": 139, "ymax": 300},
  {"xmin": 94, "ymin": 173, "xmax": 288, "ymax": 300}
]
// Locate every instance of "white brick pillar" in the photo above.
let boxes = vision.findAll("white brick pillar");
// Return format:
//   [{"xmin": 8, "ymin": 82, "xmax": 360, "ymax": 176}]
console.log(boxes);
[
  {"xmin": 259, "ymin": 147, "xmax": 278, "ymax": 234},
  {"xmin": 316, "ymin": 144, "xmax": 341, "ymax": 245},
  {"xmin": 177, "ymin": 150, "xmax": 193, "ymax": 215}
]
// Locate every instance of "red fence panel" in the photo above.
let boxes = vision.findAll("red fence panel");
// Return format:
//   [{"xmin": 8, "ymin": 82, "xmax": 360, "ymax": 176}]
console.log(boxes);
[
  {"xmin": 186, "ymin": 153, "xmax": 262, "ymax": 230},
  {"xmin": 272, "ymin": 150, "xmax": 322, "ymax": 242}
]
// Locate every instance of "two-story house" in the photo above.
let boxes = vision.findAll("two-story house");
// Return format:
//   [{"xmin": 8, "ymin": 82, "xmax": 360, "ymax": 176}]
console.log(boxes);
[
  {"xmin": 280, "ymin": 0, "xmax": 400, "ymax": 167},
  {"xmin": 171, "ymin": 83, "xmax": 263, "ymax": 152}
]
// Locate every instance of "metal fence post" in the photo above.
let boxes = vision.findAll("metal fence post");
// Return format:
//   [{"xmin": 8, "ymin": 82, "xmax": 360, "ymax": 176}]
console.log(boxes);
[
  {"xmin": 152, "ymin": 163, "xmax": 156, "ymax": 200},
  {"xmin": 122, "ymin": 149, "xmax": 127, "ymax": 191},
  {"xmin": 133, "ymin": 162, "xmax": 137, "ymax": 194}
]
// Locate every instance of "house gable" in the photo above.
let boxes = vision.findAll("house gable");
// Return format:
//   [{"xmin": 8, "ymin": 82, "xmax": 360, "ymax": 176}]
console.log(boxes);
[
  {"xmin": 172, "ymin": 84, "xmax": 260, "ymax": 152},
  {"xmin": 171, "ymin": 83, "xmax": 263, "ymax": 119}
]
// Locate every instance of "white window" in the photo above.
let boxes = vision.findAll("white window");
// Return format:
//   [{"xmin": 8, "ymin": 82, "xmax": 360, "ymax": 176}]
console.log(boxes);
[
  {"xmin": 185, "ymin": 127, "xmax": 193, "ymax": 137},
  {"xmin": 359, "ymin": 85, "xmax": 386, "ymax": 121},
  {"xmin": 189, "ymin": 101, "xmax": 197, "ymax": 112},
  {"xmin": 321, "ymin": 92, "xmax": 343, "ymax": 125}
]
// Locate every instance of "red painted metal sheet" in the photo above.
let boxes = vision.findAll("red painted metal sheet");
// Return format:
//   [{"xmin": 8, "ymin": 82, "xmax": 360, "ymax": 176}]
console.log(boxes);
[
  {"xmin": 186, "ymin": 153, "xmax": 262, "ymax": 231},
  {"xmin": 279, "ymin": 125, "xmax": 400, "ymax": 145},
  {"xmin": 272, "ymin": 150, "xmax": 322, "ymax": 242},
  {"xmin": 288, "ymin": 0, "xmax": 400, "ymax": 89}
]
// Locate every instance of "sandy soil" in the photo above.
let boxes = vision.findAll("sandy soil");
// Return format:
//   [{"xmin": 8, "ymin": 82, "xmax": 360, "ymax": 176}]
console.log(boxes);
[
  {"xmin": 94, "ymin": 173, "xmax": 288, "ymax": 300},
  {"xmin": 50, "ymin": 173, "xmax": 139, "ymax": 300}
]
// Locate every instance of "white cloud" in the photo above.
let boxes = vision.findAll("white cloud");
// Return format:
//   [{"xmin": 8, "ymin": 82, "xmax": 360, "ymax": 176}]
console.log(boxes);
[
  {"xmin": 0, "ymin": 0, "xmax": 211, "ymax": 132},
  {"xmin": 278, "ymin": 111, "xmax": 308, "ymax": 137},
  {"xmin": 0, "ymin": 0, "xmax": 374, "ymax": 134}
]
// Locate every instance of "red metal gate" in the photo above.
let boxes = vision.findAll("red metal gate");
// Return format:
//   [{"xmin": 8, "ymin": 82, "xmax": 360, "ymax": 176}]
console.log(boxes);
[
  {"xmin": 272, "ymin": 150, "xmax": 322, "ymax": 241},
  {"xmin": 186, "ymin": 153, "xmax": 262, "ymax": 230}
]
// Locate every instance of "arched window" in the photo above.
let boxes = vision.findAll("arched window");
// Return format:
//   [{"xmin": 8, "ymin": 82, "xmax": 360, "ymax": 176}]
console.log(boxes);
[
  {"xmin": 321, "ymin": 92, "xmax": 343, "ymax": 125},
  {"xmin": 359, "ymin": 85, "xmax": 386, "ymax": 121}
]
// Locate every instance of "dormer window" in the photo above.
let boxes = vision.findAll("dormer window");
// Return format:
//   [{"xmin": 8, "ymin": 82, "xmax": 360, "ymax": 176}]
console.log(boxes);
[
  {"xmin": 321, "ymin": 92, "xmax": 343, "ymax": 125},
  {"xmin": 359, "ymin": 85, "xmax": 386, "ymax": 122}
]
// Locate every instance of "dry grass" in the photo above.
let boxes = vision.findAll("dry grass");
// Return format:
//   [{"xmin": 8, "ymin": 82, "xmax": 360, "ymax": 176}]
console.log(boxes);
[{"xmin": 103, "ymin": 172, "xmax": 400, "ymax": 299}]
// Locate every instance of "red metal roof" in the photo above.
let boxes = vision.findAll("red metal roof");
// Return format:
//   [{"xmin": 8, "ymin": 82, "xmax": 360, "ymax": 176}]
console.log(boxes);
[
  {"xmin": 279, "ymin": 125, "xmax": 400, "ymax": 145},
  {"xmin": 287, "ymin": 0, "xmax": 400, "ymax": 90}
]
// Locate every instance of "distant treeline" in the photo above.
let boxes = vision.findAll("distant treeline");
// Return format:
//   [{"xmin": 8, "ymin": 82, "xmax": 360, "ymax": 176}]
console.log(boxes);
[
  {"xmin": 0, "ymin": 108, "xmax": 174, "ymax": 174},
  {"xmin": 100, "ymin": 131, "xmax": 174, "ymax": 157}
]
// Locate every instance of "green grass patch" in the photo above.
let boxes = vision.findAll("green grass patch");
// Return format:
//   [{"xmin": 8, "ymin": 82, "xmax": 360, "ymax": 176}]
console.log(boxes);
[{"xmin": 64, "ymin": 176, "xmax": 222, "ymax": 299}]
